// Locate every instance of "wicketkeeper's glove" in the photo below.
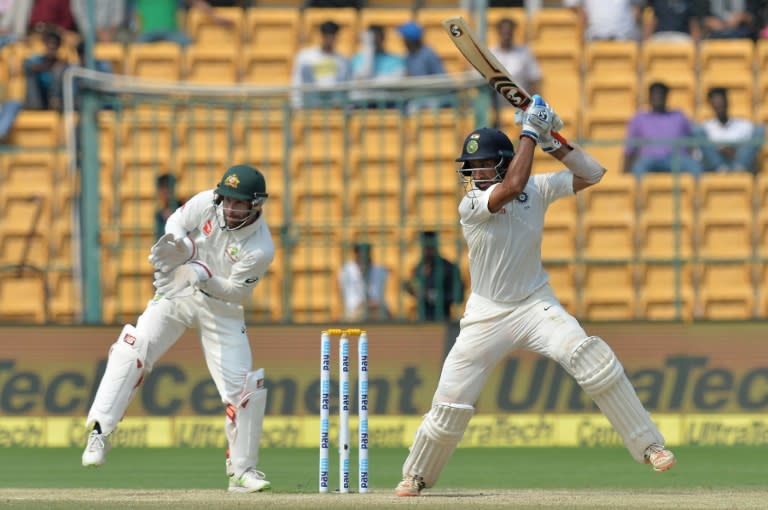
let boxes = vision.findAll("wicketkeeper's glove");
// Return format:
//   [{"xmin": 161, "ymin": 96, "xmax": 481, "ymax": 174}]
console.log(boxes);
[
  {"xmin": 148, "ymin": 233, "xmax": 195, "ymax": 273},
  {"xmin": 154, "ymin": 262, "xmax": 211, "ymax": 299}
]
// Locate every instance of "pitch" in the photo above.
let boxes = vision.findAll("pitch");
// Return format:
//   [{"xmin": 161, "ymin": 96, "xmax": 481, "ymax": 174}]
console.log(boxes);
[{"xmin": 1, "ymin": 446, "xmax": 765, "ymax": 509}]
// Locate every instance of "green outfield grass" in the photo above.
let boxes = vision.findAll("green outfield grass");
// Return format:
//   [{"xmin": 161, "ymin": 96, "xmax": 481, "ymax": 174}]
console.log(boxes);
[
  {"xmin": 0, "ymin": 446, "xmax": 766, "ymax": 490},
  {"xmin": 1, "ymin": 447, "xmax": 766, "ymax": 509}
]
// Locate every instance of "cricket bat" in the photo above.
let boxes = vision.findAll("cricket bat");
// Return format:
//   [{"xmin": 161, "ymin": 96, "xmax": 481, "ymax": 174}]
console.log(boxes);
[{"xmin": 443, "ymin": 16, "xmax": 568, "ymax": 145}]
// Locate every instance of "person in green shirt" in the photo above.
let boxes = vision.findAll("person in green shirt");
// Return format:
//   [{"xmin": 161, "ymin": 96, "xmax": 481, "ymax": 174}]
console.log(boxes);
[
  {"xmin": 403, "ymin": 231, "xmax": 465, "ymax": 322},
  {"xmin": 134, "ymin": 0, "xmax": 233, "ymax": 46}
]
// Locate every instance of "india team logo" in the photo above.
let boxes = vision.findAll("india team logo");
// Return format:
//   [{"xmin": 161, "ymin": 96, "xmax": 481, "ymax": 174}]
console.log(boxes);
[
  {"xmin": 466, "ymin": 139, "xmax": 479, "ymax": 154},
  {"xmin": 224, "ymin": 174, "xmax": 240, "ymax": 188}
]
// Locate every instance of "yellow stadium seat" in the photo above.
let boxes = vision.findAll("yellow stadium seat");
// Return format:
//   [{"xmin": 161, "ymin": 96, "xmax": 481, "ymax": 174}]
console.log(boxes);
[
  {"xmin": 289, "ymin": 271, "xmax": 336, "ymax": 323},
  {"xmin": 118, "ymin": 110, "xmax": 175, "ymax": 159},
  {"xmin": 584, "ymin": 145, "xmax": 624, "ymax": 174},
  {"xmin": 303, "ymin": 7, "xmax": 359, "ymax": 56},
  {"xmin": 542, "ymin": 197, "xmax": 577, "ymax": 262},
  {"xmin": 584, "ymin": 40, "xmax": 639, "ymax": 75},
  {"xmin": 48, "ymin": 272, "xmax": 79, "ymax": 323},
  {"xmin": 543, "ymin": 263, "xmax": 577, "ymax": 312},
  {"xmin": 240, "ymin": 46, "xmax": 292, "ymax": 85},
  {"xmin": 184, "ymin": 46, "xmax": 239, "ymax": 84},
  {"xmin": 0, "ymin": 194, "xmax": 50, "ymax": 237},
  {"xmin": 118, "ymin": 155, "xmax": 172, "ymax": 199},
  {"xmin": 532, "ymin": 42, "xmax": 582, "ymax": 115},
  {"xmin": 175, "ymin": 153, "xmax": 229, "ymax": 199},
  {"xmin": 186, "ymin": 7, "xmax": 244, "ymax": 49},
  {"xmin": 579, "ymin": 110, "xmax": 631, "ymax": 142},
  {"xmin": 699, "ymin": 39, "xmax": 754, "ymax": 77},
  {"xmin": 0, "ymin": 232, "xmax": 48, "ymax": 268},
  {"xmin": 579, "ymin": 173, "xmax": 636, "ymax": 216},
  {"xmin": 349, "ymin": 149, "xmax": 403, "ymax": 226},
  {"xmin": 118, "ymin": 196, "xmax": 157, "ymax": 234},
  {"xmin": 584, "ymin": 76, "xmax": 638, "ymax": 116},
  {"xmin": 696, "ymin": 263, "xmax": 754, "ymax": 320},
  {"xmin": 177, "ymin": 113, "xmax": 237, "ymax": 157},
  {"xmin": 8, "ymin": 111, "xmax": 61, "ymax": 147},
  {"xmin": 106, "ymin": 277, "xmax": 154, "ymax": 324},
  {"xmin": 245, "ymin": 8, "xmax": 299, "ymax": 57},
  {"xmin": 581, "ymin": 215, "xmax": 635, "ymax": 261},
  {"xmin": 581, "ymin": 264, "xmax": 636, "ymax": 320},
  {"xmin": 638, "ymin": 173, "xmax": 696, "ymax": 218},
  {"xmin": 358, "ymin": 8, "xmax": 412, "ymax": 56},
  {"xmin": 126, "ymin": 43, "xmax": 182, "ymax": 81},
  {"xmin": 2, "ymin": 152, "xmax": 59, "ymax": 194},
  {"xmin": 530, "ymin": 8, "xmax": 582, "ymax": 45},
  {"xmin": 350, "ymin": 110, "xmax": 406, "ymax": 159},
  {"xmin": 117, "ymin": 236, "xmax": 155, "ymax": 276},
  {"xmin": 94, "ymin": 42, "xmax": 126, "ymax": 74},
  {"xmin": 697, "ymin": 214, "xmax": 753, "ymax": 261},
  {"xmin": 246, "ymin": 269, "xmax": 281, "ymax": 322},
  {"xmin": 289, "ymin": 155, "xmax": 345, "ymax": 225},
  {"xmin": 637, "ymin": 263, "xmax": 693, "ymax": 320},
  {"xmin": 641, "ymin": 40, "xmax": 695, "ymax": 77},
  {"xmin": 416, "ymin": 8, "xmax": 470, "ymax": 73},
  {"xmin": 698, "ymin": 173, "xmax": 753, "ymax": 218},
  {"xmin": 292, "ymin": 109, "xmax": 348, "ymax": 159},
  {"xmin": 486, "ymin": 7, "xmax": 528, "ymax": 47},
  {"xmin": 0, "ymin": 275, "xmax": 47, "ymax": 323},
  {"xmin": 237, "ymin": 113, "xmax": 287, "ymax": 168},
  {"xmin": 638, "ymin": 214, "xmax": 693, "ymax": 260}
]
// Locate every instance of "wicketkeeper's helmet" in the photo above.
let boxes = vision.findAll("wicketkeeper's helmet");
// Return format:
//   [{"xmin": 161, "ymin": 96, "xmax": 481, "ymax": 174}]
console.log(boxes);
[
  {"xmin": 455, "ymin": 127, "xmax": 515, "ymax": 176},
  {"xmin": 214, "ymin": 164, "xmax": 268, "ymax": 203}
]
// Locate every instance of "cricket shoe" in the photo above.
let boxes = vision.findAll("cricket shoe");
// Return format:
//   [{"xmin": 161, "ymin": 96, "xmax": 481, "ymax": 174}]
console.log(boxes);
[
  {"xmin": 395, "ymin": 475, "xmax": 425, "ymax": 497},
  {"xmin": 644, "ymin": 444, "xmax": 676, "ymax": 472},
  {"xmin": 82, "ymin": 430, "xmax": 111, "ymax": 467},
  {"xmin": 228, "ymin": 468, "xmax": 271, "ymax": 493}
]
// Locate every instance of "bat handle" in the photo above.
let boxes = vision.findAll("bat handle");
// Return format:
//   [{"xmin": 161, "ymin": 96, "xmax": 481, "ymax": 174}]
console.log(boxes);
[{"xmin": 552, "ymin": 131, "xmax": 569, "ymax": 146}]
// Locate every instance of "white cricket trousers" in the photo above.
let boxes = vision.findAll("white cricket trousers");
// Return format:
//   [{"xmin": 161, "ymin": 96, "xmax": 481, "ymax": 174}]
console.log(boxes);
[
  {"xmin": 137, "ymin": 290, "xmax": 252, "ymax": 405},
  {"xmin": 435, "ymin": 284, "xmax": 587, "ymax": 404}
]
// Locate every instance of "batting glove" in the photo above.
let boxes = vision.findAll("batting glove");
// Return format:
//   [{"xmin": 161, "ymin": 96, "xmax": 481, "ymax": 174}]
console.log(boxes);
[
  {"xmin": 148, "ymin": 233, "xmax": 195, "ymax": 273},
  {"xmin": 154, "ymin": 261, "xmax": 211, "ymax": 299},
  {"xmin": 520, "ymin": 95, "xmax": 556, "ymax": 144}
]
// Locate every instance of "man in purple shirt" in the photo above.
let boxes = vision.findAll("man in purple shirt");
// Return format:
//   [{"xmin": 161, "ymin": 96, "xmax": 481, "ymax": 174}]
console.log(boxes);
[{"xmin": 623, "ymin": 81, "xmax": 703, "ymax": 176}]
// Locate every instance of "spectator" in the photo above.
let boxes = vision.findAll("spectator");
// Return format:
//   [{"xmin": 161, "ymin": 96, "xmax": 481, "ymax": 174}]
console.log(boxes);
[
  {"xmin": 155, "ymin": 173, "xmax": 183, "ymax": 240},
  {"xmin": 23, "ymin": 29, "xmax": 68, "ymax": 111},
  {"xmin": 28, "ymin": 0, "xmax": 76, "ymax": 35},
  {"xmin": 489, "ymin": 18, "xmax": 541, "ymax": 100},
  {"xmin": 701, "ymin": 0, "xmax": 759, "ymax": 39},
  {"xmin": 133, "ymin": 0, "xmax": 234, "ymax": 47},
  {"xmin": 70, "ymin": 0, "xmax": 126, "ymax": 42},
  {"xmin": 564, "ymin": 0, "xmax": 643, "ymax": 41},
  {"xmin": 698, "ymin": 87, "xmax": 764, "ymax": 173},
  {"xmin": 397, "ymin": 20, "xmax": 451, "ymax": 112},
  {"xmin": 403, "ymin": 231, "xmax": 465, "ymax": 322},
  {"xmin": 350, "ymin": 24, "xmax": 406, "ymax": 108},
  {"xmin": 338, "ymin": 242, "xmax": 391, "ymax": 322},
  {"xmin": 291, "ymin": 20, "xmax": 350, "ymax": 109},
  {"xmin": 49, "ymin": 40, "xmax": 113, "ymax": 112},
  {"xmin": 623, "ymin": 81, "xmax": 702, "ymax": 176},
  {"xmin": 644, "ymin": 0, "xmax": 705, "ymax": 42}
]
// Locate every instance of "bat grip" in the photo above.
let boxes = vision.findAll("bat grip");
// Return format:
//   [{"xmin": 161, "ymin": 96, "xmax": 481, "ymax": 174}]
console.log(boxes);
[{"xmin": 553, "ymin": 131, "xmax": 568, "ymax": 145}]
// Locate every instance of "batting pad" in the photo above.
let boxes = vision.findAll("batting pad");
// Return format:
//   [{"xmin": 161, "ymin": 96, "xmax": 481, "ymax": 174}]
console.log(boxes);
[
  {"xmin": 402, "ymin": 402, "xmax": 474, "ymax": 488},
  {"xmin": 570, "ymin": 336, "xmax": 664, "ymax": 462},
  {"xmin": 226, "ymin": 368, "xmax": 268, "ymax": 478},
  {"xmin": 86, "ymin": 325, "xmax": 147, "ymax": 435}
]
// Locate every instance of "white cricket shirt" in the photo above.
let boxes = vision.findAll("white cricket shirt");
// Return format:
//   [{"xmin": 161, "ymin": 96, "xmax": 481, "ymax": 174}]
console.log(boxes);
[
  {"xmin": 164, "ymin": 190, "xmax": 275, "ymax": 304},
  {"xmin": 459, "ymin": 171, "xmax": 574, "ymax": 303}
]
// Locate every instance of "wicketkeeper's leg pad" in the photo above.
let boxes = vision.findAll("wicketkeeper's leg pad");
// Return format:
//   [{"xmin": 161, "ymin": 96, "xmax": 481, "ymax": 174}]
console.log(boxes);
[
  {"xmin": 85, "ymin": 325, "xmax": 148, "ymax": 435},
  {"xmin": 225, "ymin": 368, "xmax": 268, "ymax": 478},
  {"xmin": 569, "ymin": 336, "xmax": 664, "ymax": 462},
  {"xmin": 401, "ymin": 402, "xmax": 474, "ymax": 488}
]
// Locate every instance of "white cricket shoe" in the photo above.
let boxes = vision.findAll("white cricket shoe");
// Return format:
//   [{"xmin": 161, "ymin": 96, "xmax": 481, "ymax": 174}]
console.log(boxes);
[
  {"xmin": 228, "ymin": 468, "xmax": 271, "ymax": 493},
  {"xmin": 395, "ymin": 475, "xmax": 425, "ymax": 497},
  {"xmin": 644, "ymin": 444, "xmax": 676, "ymax": 472},
  {"xmin": 82, "ymin": 430, "xmax": 111, "ymax": 467}
]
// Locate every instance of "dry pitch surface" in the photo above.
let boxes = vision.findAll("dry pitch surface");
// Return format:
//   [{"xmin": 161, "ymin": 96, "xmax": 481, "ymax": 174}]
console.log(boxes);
[{"xmin": 2, "ymin": 488, "xmax": 767, "ymax": 510}]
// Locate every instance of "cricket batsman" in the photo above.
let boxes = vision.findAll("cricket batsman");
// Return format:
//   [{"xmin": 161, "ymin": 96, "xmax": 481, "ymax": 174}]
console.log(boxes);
[
  {"xmin": 82, "ymin": 164, "xmax": 275, "ymax": 493},
  {"xmin": 396, "ymin": 96, "xmax": 676, "ymax": 496}
]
